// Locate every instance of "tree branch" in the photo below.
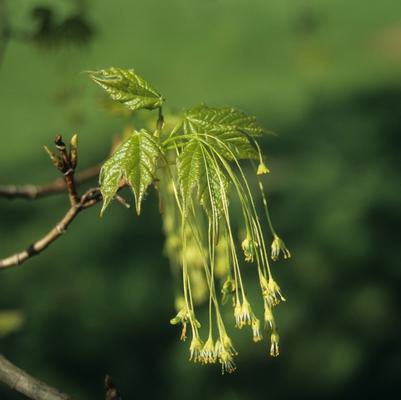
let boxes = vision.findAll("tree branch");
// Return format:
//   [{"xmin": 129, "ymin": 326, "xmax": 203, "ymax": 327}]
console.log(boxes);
[
  {"xmin": 0, "ymin": 137, "xmax": 126, "ymax": 398},
  {"xmin": 0, "ymin": 163, "xmax": 101, "ymax": 200},
  {"xmin": 0, "ymin": 187, "xmax": 101, "ymax": 270},
  {"xmin": 1, "ymin": 133, "xmax": 102, "ymax": 202},
  {"xmin": 0, "ymin": 354, "xmax": 72, "ymax": 400}
]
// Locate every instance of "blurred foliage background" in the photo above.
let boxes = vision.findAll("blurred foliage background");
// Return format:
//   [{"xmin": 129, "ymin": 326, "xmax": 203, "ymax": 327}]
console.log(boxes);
[{"xmin": 1, "ymin": 0, "xmax": 400, "ymax": 399}]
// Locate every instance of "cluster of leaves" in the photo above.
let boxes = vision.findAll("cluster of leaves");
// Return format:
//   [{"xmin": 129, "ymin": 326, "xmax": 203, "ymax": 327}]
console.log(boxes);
[{"xmin": 88, "ymin": 67, "xmax": 291, "ymax": 373}]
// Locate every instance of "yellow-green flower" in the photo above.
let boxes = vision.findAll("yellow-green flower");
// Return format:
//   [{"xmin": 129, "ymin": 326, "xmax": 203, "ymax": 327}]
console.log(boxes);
[
  {"xmin": 270, "ymin": 331, "xmax": 280, "ymax": 357},
  {"xmin": 170, "ymin": 306, "xmax": 190, "ymax": 341},
  {"xmin": 257, "ymin": 161, "xmax": 270, "ymax": 175},
  {"xmin": 221, "ymin": 276, "xmax": 236, "ymax": 305},
  {"xmin": 261, "ymin": 276, "xmax": 286, "ymax": 307},
  {"xmin": 170, "ymin": 302, "xmax": 201, "ymax": 341},
  {"xmin": 264, "ymin": 303, "xmax": 275, "ymax": 329},
  {"xmin": 221, "ymin": 333, "xmax": 237, "ymax": 356},
  {"xmin": 189, "ymin": 335, "xmax": 203, "ymax": 363},
  {"xmin": 234, "ymin": 299, "xmax": 253, "ymax": 329},
  {"xmin": 271, "ymin": 234, "xmax": 291, "ymax": 261},
  {"xmin": 219, "ymin": 348, "xmax": 236, "ymax": 374},
  {"xmin": 201, "ymin": 336, "xmax": 216, "ymax": 364},
  {"xmin": 251, "ymin": 317, "xmax": 262, "ymax": 342},
  {"xmin": 241, "ymin": 236, "xmax": 257, "ymax": 262}
]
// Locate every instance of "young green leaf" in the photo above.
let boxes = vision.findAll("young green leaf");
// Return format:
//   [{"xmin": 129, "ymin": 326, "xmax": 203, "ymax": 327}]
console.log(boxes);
[
  {"xmin": 88, "ymin": 67, "xmax": 164, "ymax": 112},
  {"xmin": 183, "ymin": 105, "xmax": 264, "ymax": 160},
  {"xmin": 184, "ymin": 105, "xmax": 264, "ymax": 136},
  {"xmin": 99, "ymin": 129, "xmax": 160, "ymax": 215},
  {"xmin": 177, "ymin": 140, "xmax": 203, "ymax": 208},
  {"xmin": 177, "ymin": 139, "xmax": 228, "ymax": 216},
  {"xmin": 198, "ymin": 145, "xmax": 229, "ymax": 217}
]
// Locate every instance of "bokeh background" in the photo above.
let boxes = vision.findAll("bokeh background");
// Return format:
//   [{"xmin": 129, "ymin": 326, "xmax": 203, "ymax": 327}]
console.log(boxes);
[{"xmin": 1, "ymin": 0, "xmax": 401, "ymax": 399}]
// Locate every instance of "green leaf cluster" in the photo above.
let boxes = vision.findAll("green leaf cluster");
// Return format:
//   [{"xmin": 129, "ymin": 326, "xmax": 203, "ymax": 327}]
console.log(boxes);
[
  {"xmin": 88, "ymin": 67, "xmax": 164, "ymax": 111},
  {"xmin": 183, "ymin": 105, "xmax": 264, "ymax": 161},
  {"xmin": 89, "ymin": 67, "xmax": 267, "ymax": 217}
]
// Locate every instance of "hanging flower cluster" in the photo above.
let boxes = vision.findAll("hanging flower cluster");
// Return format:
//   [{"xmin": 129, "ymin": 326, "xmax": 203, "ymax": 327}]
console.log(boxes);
[{"xmin": 88, "ymin": 67, "xmax": 291, "ymax": 374}]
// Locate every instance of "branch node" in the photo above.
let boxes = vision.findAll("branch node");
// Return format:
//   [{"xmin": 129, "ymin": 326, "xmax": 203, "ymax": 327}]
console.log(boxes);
[
  {"xmin": 27, "ymin": 244, "xmax": 38, "ymax": 257},
  {"xmin": 64, "ymin": 168, "xmax": 74, "ymax": 176},
  {"xmin": 56, "ymin": 224, "xmax": 66, "ymax": 234}
]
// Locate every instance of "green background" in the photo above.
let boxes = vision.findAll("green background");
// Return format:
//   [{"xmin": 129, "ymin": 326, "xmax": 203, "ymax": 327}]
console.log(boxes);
[{"xmin": 1, "ymin": 0, "xmax": 400, "ymax": 399}]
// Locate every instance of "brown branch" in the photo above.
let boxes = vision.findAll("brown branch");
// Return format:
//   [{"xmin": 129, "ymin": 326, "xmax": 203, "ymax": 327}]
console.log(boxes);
[
  {"xmin": 0, "ymin": 136, "xmax": 125, "ymax": 399},
  {"xmin": 0, "ymin": 187, "xmax": 101, "ymax": 270},
  {"xmin": 0, "ymin": 354, "xmax": 123, "ymax": 400},
  {"xmin": 0, "ymin": 354, "xmax": 72, "ymax": 400},
  {"xmin": 0, "ymin": 163, "xmax": 101, "ymax": 200}
]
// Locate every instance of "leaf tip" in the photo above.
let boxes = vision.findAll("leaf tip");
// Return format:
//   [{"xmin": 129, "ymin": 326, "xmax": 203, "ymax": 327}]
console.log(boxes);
[{"xmin": 99, "ymin": 198, "xmax": 110, "ymax": 218}]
